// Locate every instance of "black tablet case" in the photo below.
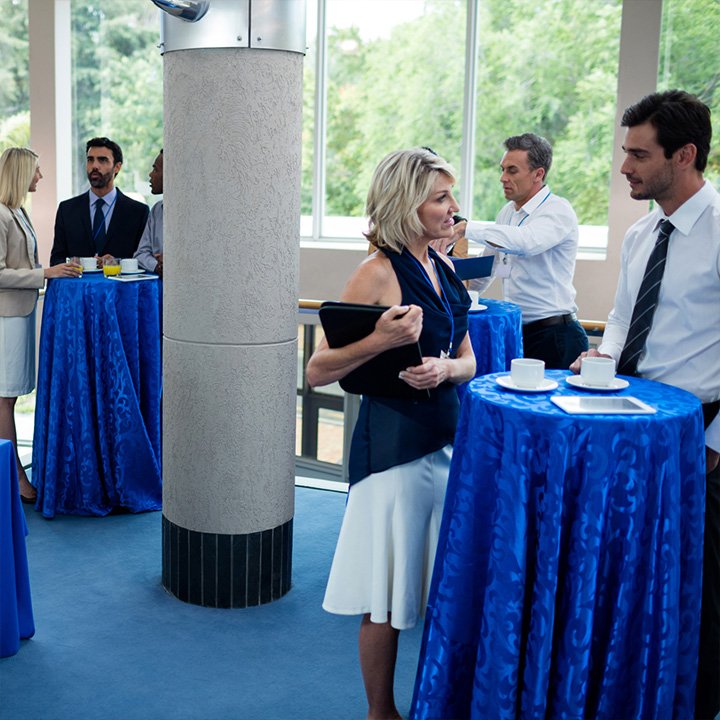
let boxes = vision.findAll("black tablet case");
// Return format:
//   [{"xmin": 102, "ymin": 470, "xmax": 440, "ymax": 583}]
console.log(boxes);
[
  {"xmin": 318, "ymin": 301, "xmax": 427, "ymax": 399},
  {"xmin": 449, "ymin": 255, "xmax": 494, "ymax": 280}
]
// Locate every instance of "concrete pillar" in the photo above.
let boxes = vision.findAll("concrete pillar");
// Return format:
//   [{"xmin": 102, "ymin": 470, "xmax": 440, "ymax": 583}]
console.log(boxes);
[{"xmin": 157, "ymin": 0, "xmax": 305, "ymax": 607}]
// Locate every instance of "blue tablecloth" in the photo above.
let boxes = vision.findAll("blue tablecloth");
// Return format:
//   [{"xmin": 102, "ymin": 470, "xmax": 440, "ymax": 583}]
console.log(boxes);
[
  {"xmin": 413, "ymin": 370, "xmax": 706, "ymax": 720},
  {"xmin": 459, "ymin": 299, "xmax": 523, "ymax": 401},
  {"xmin": 0, "ymin": 439, "xmax": 34, "ymax": 657},
  {"xmin": 32, "ymin": 273, "xmax": 162, "ymax": 518}
]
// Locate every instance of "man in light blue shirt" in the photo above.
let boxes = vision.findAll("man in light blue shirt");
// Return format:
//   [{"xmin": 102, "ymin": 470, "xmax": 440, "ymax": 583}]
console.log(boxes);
[{"xmin": 134, "ymin": 149, "xmax": 164, "ymax": 276}]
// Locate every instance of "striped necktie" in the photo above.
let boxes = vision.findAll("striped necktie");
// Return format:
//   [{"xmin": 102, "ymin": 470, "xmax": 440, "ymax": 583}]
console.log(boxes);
[{"xmin": 617, "ymin": 219, "xmax": 675, "ymax": 376}]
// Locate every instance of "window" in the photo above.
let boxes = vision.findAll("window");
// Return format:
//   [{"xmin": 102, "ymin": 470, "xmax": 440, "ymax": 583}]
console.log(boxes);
[
  {"xmin": 70, "ymin": 0, "xmax": 162, "ymax": 200},
  {"xmin": 472, "ymin": 0, "xmax": 622, "ymax": 230},
  {"xmin": 0, "ymin": 0, "xmax": 29, "ymax": 151},
  {"xmin": 658, "ymin": 0, "xmax": 720, "ymax": 190}
]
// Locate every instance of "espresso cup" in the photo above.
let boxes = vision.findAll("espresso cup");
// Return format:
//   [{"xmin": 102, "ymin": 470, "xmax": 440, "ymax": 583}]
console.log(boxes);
[
  {"xmin": 467, "ymin": 290, "xmax": 480, "ymax": 308},
  {"xmin": 80, "ymin": 256, "xmax": 97, "ymax": 270},
  {"xmin": 580, "ymin": 356, "xmax": 616, "ymax": 386},
  {"xmin": 121, "ymin": 258, "xmax": 139, "ymax": 274},
  {"xmin": 510, "ymin": 358, "xmax": 545, "ymax": 389}
]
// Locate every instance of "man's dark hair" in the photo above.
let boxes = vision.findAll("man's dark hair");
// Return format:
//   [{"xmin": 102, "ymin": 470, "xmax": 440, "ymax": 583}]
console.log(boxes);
[
  {"xmin": 504, "ymin": 133, "xmax": 553, "ymax": 178},
  {"xmin": 86, "ymin": 136, "xmax": 123, "ymax": 165},
  {"xmin": 621, "ymin": 90, "xmax": 711, "ymax": 172}
]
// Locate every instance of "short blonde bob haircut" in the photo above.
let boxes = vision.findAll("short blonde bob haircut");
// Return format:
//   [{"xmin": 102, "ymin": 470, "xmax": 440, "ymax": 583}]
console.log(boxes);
[
  {"xmin": 0, "ymin": 147, "xmax": 39, "ymax": 209},
  {"xmin": 365, "ymin": 147, "xmax": 456, "ymax": 253}
]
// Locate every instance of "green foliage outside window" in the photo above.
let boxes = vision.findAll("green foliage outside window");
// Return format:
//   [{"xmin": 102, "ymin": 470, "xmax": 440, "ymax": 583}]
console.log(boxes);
[{"xmin": 1, "ymin": 0, "xmax": 718, "ymax": 222}]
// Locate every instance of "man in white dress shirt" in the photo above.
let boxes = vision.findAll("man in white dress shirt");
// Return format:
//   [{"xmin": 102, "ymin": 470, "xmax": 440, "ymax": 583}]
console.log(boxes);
[
  {"xmin": 571, "ymin": 90, "xmax": 719, "ymax": 719},
  {"xmin": 463, "ymin": 133, "xmax": 588, "ymax": 368},
  {"xmin": 134, "ymin": 149, "xmax": 164, "ymax": 276}
]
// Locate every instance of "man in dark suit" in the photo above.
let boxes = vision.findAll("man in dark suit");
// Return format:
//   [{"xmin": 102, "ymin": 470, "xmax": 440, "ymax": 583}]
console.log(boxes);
[{"xmin": 49, "ymin": 137, "xmax": 149, "ymax": 265}]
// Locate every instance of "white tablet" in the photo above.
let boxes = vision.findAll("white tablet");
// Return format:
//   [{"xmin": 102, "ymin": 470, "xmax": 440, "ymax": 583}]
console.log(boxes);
[{"xmin": 551, "ymin": 396, "xmax": 656, "ymax": 415}]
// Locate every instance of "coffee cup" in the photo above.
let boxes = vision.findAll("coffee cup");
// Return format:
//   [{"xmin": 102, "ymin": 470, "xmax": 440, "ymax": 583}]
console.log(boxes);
[
  {"xmin": 580, "ymin": 356, "xmax": 616, "ymax": 386},
  {"xmin": 468, "ymin": 290, "xmax": 480, "ymax": 308},
  {"xmin": 121, "ymin": 258, "xmax": 139, "ymax": 274},
  {"xmin": 510, "ymin": 358, "xmax": 545, "ymax": 389},
  {"xmin": 80, "ymin": 256, "xmax": 97, "ymax": 270}
]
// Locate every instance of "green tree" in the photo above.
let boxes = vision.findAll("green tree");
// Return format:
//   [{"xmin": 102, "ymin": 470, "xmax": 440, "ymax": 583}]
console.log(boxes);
[
  {"xmin": 71, "ymin": 1, "xmax": 163, "ymax": 198},
  {"xmin": 0, "ymin": 0, "xmax": 29, "ymax": 151}
]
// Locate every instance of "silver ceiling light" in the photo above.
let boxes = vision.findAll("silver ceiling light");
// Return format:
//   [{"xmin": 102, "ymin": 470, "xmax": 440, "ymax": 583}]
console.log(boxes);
[{"xmin": 150, "ymin": 0, "xmax": 210, "ymax": 22}]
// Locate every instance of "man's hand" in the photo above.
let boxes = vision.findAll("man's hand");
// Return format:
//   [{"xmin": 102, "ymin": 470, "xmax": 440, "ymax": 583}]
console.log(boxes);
[
  {"xmin": 97, "ymin": 253, "xmax": 114, "ymax": 268},
  {"xmin": 569, "ymin": 347, "xmax": 613, "ymax": 374},
  {"xmin": 154, "ymin": 253, "xmax": 163, "ymax": 277}
]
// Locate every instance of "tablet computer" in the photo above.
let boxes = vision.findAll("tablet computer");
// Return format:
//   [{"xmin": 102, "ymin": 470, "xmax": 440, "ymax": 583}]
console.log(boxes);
[{"xmin": 318, "ymin": 302, "xmax": 427, "ymax": 399}]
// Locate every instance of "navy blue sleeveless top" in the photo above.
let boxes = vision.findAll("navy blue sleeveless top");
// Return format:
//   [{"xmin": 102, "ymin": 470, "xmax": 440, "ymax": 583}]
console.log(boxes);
[{"xmin": 348, "ymin": 246, "xmax": 471, "ymax": 486}]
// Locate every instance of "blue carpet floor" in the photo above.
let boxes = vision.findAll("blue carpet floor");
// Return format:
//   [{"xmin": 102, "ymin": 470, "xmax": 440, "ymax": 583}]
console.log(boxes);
[{"xmin": 1, "ymin": 487, "xmax": 424, "ymax": 720}]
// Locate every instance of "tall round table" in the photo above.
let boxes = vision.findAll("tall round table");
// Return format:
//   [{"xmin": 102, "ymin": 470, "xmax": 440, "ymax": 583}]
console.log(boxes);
[
  {"xmin": 413, "ymin": 370, "xmax": 706, "ymax": 719},
  {"xmin": 459, "ymin": 299, "xmax": 522, "ymax": 400},
  {"xmin": 32, "ymin": 272, "xmax": 162, "ymax": 518}
]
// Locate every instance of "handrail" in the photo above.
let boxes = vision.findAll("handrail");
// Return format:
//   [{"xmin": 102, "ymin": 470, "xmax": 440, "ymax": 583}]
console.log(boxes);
[{"xmin": 299, "ymin": 298, "xmax": 607, "ymax": 336}]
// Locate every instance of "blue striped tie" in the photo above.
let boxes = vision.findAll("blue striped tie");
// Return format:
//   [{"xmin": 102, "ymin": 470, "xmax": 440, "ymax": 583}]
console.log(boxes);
[{"xmin": 617, "ymin": 219, "xmax": 675, "ymax": 376}]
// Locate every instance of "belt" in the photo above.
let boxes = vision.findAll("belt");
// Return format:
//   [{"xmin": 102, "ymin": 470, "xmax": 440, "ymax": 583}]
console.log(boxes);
[{"xmin": 523, "ymin": 313, "xmax": 575, "ymax": 330}]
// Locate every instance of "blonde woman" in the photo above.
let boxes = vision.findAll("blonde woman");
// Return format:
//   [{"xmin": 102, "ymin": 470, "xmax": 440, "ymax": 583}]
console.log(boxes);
[
  {"xmin": 307, "ymin": 148, "xmax": 475, "ymax": 719},
  {"xmin": 0, "ymin": 147, "xmax": 79, "ymax": 502}
]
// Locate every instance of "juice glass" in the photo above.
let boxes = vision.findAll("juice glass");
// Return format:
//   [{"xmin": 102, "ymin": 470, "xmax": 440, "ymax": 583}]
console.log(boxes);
[{"xmin": 103, "ymin": 258, "xmax": 121, "ymax": 277}]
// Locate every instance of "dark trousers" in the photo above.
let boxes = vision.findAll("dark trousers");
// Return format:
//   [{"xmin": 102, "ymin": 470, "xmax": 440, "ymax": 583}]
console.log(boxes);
[
  {"xmin": 696, "ymin": 403, "xmax": 720, "ymax": 718},
  {"xmin": 521, "ymin": 318, "xmax": 589, "ymax": 370}
]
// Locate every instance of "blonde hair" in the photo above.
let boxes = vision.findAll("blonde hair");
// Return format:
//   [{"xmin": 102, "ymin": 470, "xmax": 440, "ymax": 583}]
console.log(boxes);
[
  {"xmin": 365, "ymin": 148, "xmax": 456, "ymax": 253},
  {"xmin": 0, "ymin": 147, "xmax": 39, "ymax": 209}
]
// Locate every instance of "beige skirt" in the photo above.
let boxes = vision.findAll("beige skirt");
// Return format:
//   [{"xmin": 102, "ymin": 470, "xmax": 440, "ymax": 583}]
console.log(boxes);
[
  {"xmin": 0, "ymin": 309, "xmax": 36, "ymax": 397},
  {"xmin": 322, "ymin": 445, "xmax": 451, "ymax": 631}
]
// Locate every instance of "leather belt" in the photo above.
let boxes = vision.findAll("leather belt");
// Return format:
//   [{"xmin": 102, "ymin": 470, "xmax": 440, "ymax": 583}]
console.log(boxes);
[{"xmin": 523, "ymin": 313, "xmax": 575, "ymax": 330}]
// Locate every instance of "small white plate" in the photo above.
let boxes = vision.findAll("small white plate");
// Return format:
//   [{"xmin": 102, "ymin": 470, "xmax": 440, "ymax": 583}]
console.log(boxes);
[
  {"xmin": 121, "ymin": 270, "xmax": 145, "ymax": 275},
  {"xmin": 496, "ymin": 375, "xmax": 558, "ymax": 393},
  {"xmin": 81, "ymin": 267, "xmax": 103, "ymax": 273},
  {"xmin": 565, "ymin": 375, "xmax": 629, "ymax": 392},
  {"xmin": 469, "ymin": 304, "xmax": 488, "ymax": 312}
]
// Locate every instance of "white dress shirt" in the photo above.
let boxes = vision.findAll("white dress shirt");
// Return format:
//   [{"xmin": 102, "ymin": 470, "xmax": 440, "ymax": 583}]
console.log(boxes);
[
  {"xmin": 133, "ymin": 200, "xmax": 163, "ymax": 272},
  {"xmin": 599, "ymin": 180, "xmax": 720, "ymax": 444},
  {"xmin": 465, "ymin": 186, "xmax": 580, "ymax": 322}
]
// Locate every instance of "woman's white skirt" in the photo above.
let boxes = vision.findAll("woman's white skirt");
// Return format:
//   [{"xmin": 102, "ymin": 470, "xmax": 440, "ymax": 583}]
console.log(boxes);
[
  {"xmin": 323, "ymin": 444, "xmax": 451, "ymax": 631},
  {"xmin": 0, "ymin": 309, "xmax": 36, "ymax": 397}
]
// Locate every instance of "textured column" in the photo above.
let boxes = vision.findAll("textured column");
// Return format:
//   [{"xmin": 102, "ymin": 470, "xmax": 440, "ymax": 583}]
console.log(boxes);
[{"xmin": 161, "ymin": 48, "xmax": 302, "ymax": 607}]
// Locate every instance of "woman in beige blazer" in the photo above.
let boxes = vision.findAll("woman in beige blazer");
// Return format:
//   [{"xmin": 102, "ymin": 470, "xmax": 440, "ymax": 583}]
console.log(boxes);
[{"xmin": 0, "ymin": 147, "xmax": 79, "ymax": 502}]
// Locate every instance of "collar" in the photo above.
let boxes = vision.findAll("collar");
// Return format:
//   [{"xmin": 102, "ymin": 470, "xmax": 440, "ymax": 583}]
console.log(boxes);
[
  {"xmin": 664, "ymin": 180, "xmax": 716, "ymax": 235},
  {"xmin": 518, "ymin": 185, "xmax": 552, "ymax": 215},
  {"xmin": 89, "ymin": 187, "xmax": 118, "ymax": 207}
]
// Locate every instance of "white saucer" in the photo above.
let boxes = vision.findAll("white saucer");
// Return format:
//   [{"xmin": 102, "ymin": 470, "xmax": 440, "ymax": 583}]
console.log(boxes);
[
  {"xmin": 82, "ymin": 267, "xmax": 102, "ymax": 273},
  {"xmin": 469, "ymin": 304, "xmax": 488, "ymax": 312},
  {"xmin": 496, "ymin": 375, "xmax": 558, "ymax": 393},
  {"xmin": 565, "ymin": 375, "xmax": 629, "ymax": 392},
  {"xmin": 121, "ymin": 270, "xmax": 145, "ymax": 275}
]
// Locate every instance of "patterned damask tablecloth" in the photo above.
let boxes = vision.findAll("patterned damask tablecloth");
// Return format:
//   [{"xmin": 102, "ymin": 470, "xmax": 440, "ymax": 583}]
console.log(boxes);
[
  {"xmin": 32, "ymin": 273, "xmax": 162, "ymax": 518},
  {"xmin": 461, "ymin": 298, "xmax": 523, "ymax": 384},
  {"xmin": 412, "ymin": 370, "xmax": 706, "ymax": 720},
  {"xmin": 0, "ymin": 439, "xmax": 34, "ymax": 657}
]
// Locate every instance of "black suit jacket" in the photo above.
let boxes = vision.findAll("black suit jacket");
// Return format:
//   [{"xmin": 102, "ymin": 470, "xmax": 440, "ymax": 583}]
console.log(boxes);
[{"xmin": 50, "ymin": 190, "xmax": 150, "ymax": 265}]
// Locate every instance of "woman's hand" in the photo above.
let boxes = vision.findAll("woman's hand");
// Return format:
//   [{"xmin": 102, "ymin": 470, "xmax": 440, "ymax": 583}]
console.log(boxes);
[
  {"xmin": 399, "ymin": 357, "xmax": 450, "ymax": 390},
  {"xmin": 44, "ymin": 262, "xmax": 81, "ymax": 279},
  {"xmin": 374, "ymin": 305, "xmax": 423, "ymax": 349}
]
